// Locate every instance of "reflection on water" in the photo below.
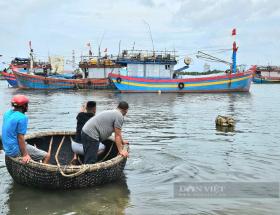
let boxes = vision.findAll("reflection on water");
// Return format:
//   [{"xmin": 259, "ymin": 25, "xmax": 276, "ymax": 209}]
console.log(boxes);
[
  {"xmin": 0, "ymin": 81, "xmax": 280, "ymax": 214},
  {"xmin": 7, "ymin": 176, "xmax": 130, "ymax": 215},
  {"xmin": 216, "ymin": 125, "xmax": 235, "ymax": 133}
]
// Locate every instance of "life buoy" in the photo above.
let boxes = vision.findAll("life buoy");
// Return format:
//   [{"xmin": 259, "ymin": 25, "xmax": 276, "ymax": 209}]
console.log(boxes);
[
  {"xmin": 116, "ymin": 77, "xmax": 122, "ymax": 83},
  {"xmin": 178, "ymin": 82, "xmax": 184, "ymax": 89}
]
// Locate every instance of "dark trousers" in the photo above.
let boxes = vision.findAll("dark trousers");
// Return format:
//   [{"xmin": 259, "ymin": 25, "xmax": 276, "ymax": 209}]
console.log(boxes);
[{"xmin": 81, "ymin": 131, "xmax": 100, "ymax": 164}]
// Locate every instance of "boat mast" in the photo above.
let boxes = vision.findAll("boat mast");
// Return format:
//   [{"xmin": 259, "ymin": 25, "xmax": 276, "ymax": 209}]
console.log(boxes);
[
  {"xmin": 231, "ymin": 28, "xmax": 238, "ymax": 73},
  {"xmin": 87, "ymin": 42, "xmax": 92, "ymax": 56},
  {"xmin": 118, "ymin": 40, "xmax": 121, "ymax": 58},
  {"xmin": 72, "ymin": 50, "xmax": 76, "ymax": 70},
  {"xmin": 143, "ymin": 20, "xmax": 155, "ymax": 54},
  {"xmin": 98, "ymin": 31, "xmax": 105, "ymax": 58},
  {"xmin": 29, "ymin": 41, "xmax": 34, "ymax": 74}
]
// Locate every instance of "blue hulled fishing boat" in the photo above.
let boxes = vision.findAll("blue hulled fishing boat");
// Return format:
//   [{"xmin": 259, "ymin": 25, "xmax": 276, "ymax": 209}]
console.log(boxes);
[
  {"xmin": 12, "ymin": 65, "xmax": 110, "ymax": 90},
  {"xmin": 0, "ymin": 68, "xmax": 18, "ymax": 87},
  {"xmin": 0, "ymin": 42, "xmax": 51, "ymax": 88},
  {"xmin": 253, "ymin": 66, "xmax": 280, "ymax": 83},
  {"xmin": 109, "ymin": 29, "xmax": 255, "ymax": 93}
]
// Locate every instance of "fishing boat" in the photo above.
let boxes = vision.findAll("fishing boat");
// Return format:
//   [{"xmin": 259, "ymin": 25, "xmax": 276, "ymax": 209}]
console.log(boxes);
[
  {"xmin": 109, "ymin": 31, "xmax": 255, "ymax": 93},
  {"xmin": 0, "ymin": 49, "xmax": 51, "ymax": 87},
  {"xmin": 0, "ymin": 68, "xmax": 18, "ymax": 87},
  {"xmin": 12, "ymin": 65, "xmax": 110, "ymax": 89},
  {"xmin": 11, "ymin": 57, "xmax": 51, "ymax": 71},
  {"xmin": 12, "ymin": 45, "xmax": 113, "ymax": 89},
  {"xmin": 0, "ymin": 58, "xmax": 51, "ymax": 87},
  {"xmin": 2, "ymin": 131, "xmax": 128, "ymax": 189},
  {"xmin": 78, "ymin": 45, "xmax": 122, "ymax": 89},
  {"xmin": 253, "ymin": 66, "xmax": 280, "ymax": 83}
]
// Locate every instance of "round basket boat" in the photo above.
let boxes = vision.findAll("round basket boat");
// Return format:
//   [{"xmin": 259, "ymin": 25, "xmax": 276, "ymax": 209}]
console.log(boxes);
[{"xmin": 4, "ymin": 131, "xmax": 128, "ymax": 189}]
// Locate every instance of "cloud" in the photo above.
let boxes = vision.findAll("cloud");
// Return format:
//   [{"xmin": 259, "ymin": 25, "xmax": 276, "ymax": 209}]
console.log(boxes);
[
  {"xmin": 172, "ymin": 0, "xmax": 280, "ymax": 28},
  {"xmin": 138, "ymin": 0, "xmax": 155, "ymax": 7},
  {"xmin": 0, "ymin": 0, "xmax": 279, "ymax": 69}
]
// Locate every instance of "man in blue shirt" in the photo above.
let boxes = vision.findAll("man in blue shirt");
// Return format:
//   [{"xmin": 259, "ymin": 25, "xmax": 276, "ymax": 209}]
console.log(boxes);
[{"xmin": 2, "ymin": 95, "xmax": 50, "ymax": 164}]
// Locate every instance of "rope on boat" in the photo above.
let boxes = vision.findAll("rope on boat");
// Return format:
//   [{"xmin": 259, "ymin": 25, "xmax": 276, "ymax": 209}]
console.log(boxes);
[
  {"xmin": 48, "ymin": 136, "xmax": 53, "ymax": 154},
  {"xmin": 55, "ymin": 136, "xmax": 89, "ymax": 178},
  {"xmin": 196, "ymin": 51, "xmax": 232, "ymax": 65},
  {"xmin": 97, "ymin": 142, "xmax": 114, "ymax": 163}
]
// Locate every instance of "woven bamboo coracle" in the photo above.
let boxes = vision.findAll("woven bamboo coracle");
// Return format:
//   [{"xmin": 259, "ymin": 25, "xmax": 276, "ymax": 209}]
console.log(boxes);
[{"xmin": 5, "ymin": 131, "xmax": 128, "ymax": 189}]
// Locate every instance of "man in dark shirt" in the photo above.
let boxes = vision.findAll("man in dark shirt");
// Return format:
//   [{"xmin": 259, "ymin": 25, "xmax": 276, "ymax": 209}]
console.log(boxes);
[
  {"xmin": 75, "ymin": 101, "xmax": 96, "ymax": 143},
  {"xmin": 71, "ymin": 101, "xmax": 96, "ymax": 163}
]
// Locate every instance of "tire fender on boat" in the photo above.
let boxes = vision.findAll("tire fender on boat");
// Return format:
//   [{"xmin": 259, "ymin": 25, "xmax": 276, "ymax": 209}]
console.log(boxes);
[
  {"xmin": 178, "ymin": 82, "xmax": 184, "ymax": 89},
  {"xmin": 116, "ymin": 77, "xmax": 122, "ymax": 83},
  {"xmin": 87, "ymin": 81, "xmax": 92, "ymax": 86}
]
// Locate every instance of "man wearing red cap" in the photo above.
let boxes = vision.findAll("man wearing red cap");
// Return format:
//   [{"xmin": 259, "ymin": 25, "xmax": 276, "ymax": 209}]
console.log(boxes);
[{"xmin": 2, "ymin": 95, "xmax": 50, "ymax": 164}]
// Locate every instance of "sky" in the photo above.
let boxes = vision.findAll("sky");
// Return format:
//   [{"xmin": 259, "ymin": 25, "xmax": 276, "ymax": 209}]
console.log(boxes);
[{"xmin": 0, "ymin": 0, "xmax": 280, "ymax": 71}]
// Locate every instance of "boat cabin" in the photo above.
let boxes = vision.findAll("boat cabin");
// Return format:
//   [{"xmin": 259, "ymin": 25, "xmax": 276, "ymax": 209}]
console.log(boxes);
[
  {"xmin": 11, "ymin": 57, "xmax": 51, "ymax": 70},
  {"xmin": 79, "ymin": 55, "xmax": 121, "ymax": 78},
  {"xmin": 115, "ymin": 50, "xmax": 177, "ymax": 78},
  {"xmin": 256, "ymin": 66, "xmax": 280, "ymax": 78}
]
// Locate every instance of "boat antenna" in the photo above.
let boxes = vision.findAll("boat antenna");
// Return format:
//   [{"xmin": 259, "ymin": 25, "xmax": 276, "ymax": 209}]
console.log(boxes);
[
  {"xmin": 72, "ymin": 50, "xmax": 76, "ymax": 69},
  {"xmin": 143, "ymin": 20, "xmax": 155, "ymax": 53},
  {"xmin": 118, "ymin": 40, "xmax": 121, "ymax": 57},
  {"xmin": 98, "ymin": 31, "xmax": 105, "ymax": 57}
]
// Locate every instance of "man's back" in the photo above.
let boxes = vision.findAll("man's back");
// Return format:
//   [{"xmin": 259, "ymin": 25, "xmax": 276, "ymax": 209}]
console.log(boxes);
[
  {"xmin": 2, "ymin": 109, "xmax": 28, "ymax": 156},
  {"xmin": 83, "ymin": 109, "xmax": 124, "ymax": 141},
  {"xmin": 75, "ymin": 112, "xmax": 94, "ymax": 142}
]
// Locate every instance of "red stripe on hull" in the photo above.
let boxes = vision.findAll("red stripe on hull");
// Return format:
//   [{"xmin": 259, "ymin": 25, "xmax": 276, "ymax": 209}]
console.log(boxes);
[
  {"xmin": 120, "ymin": 89, "xmax": 250, "ymax": 93},
  {"xmin": 109, "ymin": 67, "xmax": 255, "ymax": 83}
]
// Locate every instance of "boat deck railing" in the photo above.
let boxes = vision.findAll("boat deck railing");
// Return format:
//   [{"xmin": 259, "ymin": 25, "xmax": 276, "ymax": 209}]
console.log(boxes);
[
  {"xmin": 256, "ymin": 66, "xmax": 280, "ymax": 72},
  {"xmin": 116, "ymin": 49, "xmax": 177, "ymax": 65}
]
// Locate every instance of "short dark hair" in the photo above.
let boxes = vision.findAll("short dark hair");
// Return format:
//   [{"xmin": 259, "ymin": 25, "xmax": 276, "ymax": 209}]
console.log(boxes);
[
  {"xmin": 118, "ymin": 101, "xmax": 129, "ymax": 110},
  {"xmin": 86, "ymin": 101, "xmax": 96, "ymax": 109}
]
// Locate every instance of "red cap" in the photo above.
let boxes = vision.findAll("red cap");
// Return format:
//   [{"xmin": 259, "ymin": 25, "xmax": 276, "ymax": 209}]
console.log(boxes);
[{"xmin": 11, "ymin": 95, "xmax": 29, "ymax": 107}]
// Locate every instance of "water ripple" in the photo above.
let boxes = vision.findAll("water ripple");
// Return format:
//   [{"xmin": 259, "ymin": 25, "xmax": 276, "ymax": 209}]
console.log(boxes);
[{"xmin": 0, "ymin": 82, "xmax": 280, "ymax": 214}]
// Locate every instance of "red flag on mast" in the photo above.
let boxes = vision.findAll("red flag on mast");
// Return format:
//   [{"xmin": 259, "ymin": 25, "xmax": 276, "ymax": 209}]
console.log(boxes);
[
  {"xmin": 232, "ymin": 28, "xmax": 236, "ymax": 36},
  {"xmin": 233, "ymin": 41, "xmax": 238, "ymax": 51}
]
